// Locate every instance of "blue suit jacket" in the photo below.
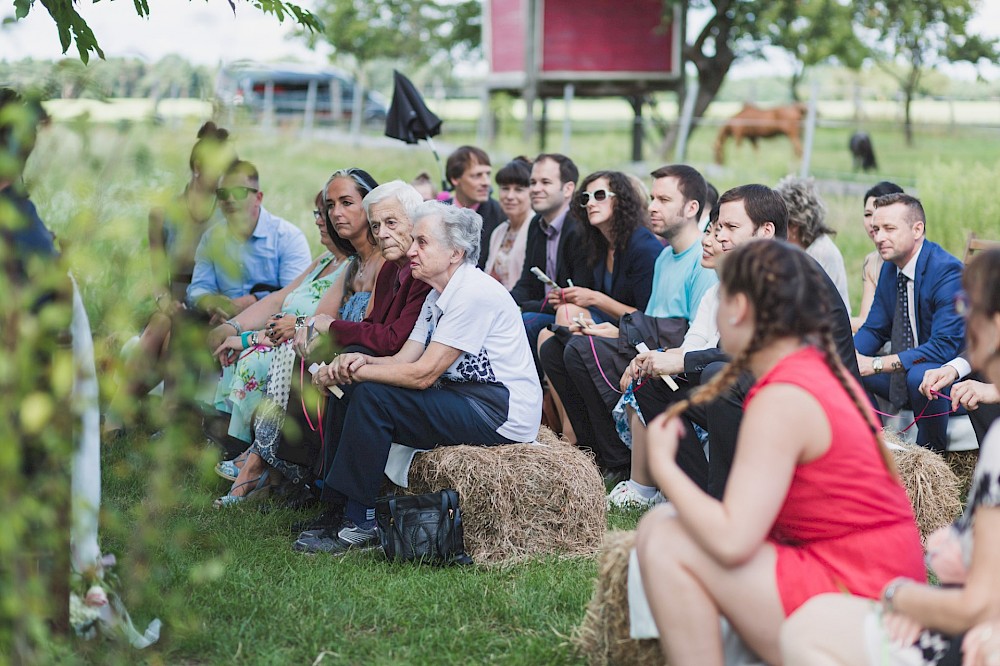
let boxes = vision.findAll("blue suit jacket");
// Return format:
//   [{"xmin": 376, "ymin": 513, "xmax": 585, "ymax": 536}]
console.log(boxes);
[{"xmin": 854, "ymin": 240, "xmax": 964, "ymax": 369}]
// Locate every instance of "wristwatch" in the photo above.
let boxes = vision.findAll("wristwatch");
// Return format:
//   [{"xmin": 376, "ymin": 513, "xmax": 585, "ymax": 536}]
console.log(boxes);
[{"xmin": 872, "ymin": 357, "xmax": 884, "ymax": 374}]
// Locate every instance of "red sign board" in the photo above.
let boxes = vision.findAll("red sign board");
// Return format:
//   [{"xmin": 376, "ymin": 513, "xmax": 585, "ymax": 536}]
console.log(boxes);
[
  {"xmin": 540, "ymin": 0, "xmax": 675, "ymax": 74},
  {"xmin": 489, "ymin": 0, "xmax": 527, "ymax": 74}
]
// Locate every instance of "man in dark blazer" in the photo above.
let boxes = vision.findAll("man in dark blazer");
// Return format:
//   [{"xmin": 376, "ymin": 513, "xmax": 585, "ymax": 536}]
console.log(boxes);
[
  {"xmin": 509, "ymin": 153, "xmax": 592, "ymax": 365},
  {"xmin": 855, "ymin": 192, "xmax": 965, "ymax": 452},
  {"xmin": 441, "ymin": 145, "xmax": 504, "ymax": 270}
]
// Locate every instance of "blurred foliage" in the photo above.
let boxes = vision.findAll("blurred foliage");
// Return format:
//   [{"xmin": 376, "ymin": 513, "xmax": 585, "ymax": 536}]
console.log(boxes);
[
  {"xmin": 0, "ymin": 56, "xmax": 217, "ymax": 102},
  {"xmin": 11, "ymin": 0, "xmax": 322, "ymax": 64}
]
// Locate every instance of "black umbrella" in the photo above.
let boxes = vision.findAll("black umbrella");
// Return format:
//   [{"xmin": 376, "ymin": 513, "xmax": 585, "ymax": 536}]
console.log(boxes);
[{"xmin": 385, "ymin": 70, "xmax": 446, "ymax": 191}]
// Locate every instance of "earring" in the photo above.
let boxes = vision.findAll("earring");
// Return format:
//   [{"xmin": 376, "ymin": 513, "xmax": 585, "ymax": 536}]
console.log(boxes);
[{"xmin": 728, "ymin": 317, "xmax": 738, "ymax": 325}]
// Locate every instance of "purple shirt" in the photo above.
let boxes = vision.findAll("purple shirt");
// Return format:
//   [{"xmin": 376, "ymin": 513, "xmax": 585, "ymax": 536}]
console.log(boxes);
[{"xmin": 540, "ymin": 208, "xmax": 568, "ymax": 295}]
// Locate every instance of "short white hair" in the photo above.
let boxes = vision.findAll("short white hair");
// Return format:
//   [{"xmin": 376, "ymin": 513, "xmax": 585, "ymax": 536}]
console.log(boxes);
[
  {"xmin": 362, "ymin": 180, "xmax": 423, "ymax": 220},
  {"xmin": 412, "ymin": 200, "xmax": 482, "ymax": 266}
]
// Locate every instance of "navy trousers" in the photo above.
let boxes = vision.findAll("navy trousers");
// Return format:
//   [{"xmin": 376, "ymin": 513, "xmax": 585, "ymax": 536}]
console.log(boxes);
[
  {"xmin": 320, "ymin": 381, "xmax": 514, "ymax": 516},
  {"xmin": 863, "ymin": 361, "xmax": 952, "ymax": 452}
]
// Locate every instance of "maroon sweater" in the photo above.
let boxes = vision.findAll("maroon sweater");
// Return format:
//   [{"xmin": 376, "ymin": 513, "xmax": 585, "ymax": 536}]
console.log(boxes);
[{"xmin": 326, "ymin": 261, "xmax": 431, "ymax": 356}]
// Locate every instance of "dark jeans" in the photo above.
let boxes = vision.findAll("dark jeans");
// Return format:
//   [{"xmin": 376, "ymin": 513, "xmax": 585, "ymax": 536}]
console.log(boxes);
[
  {"xmin": 540, "ymin": 333, "xmax": 631, "ymax": 471},
  {"xmin": 320, "ymin": 381, "xmax": 514, "ymax": 520},
  {"xmin": 632, "ymin": 360, "xmax": 745, "ymax": 499},
  {"xmin": 863, "ymin": 361, "xmax": 952, "ymax": 452},
  {"xmin": 521, "ymin": 312, "xmax": 555, "ymax": 377}
]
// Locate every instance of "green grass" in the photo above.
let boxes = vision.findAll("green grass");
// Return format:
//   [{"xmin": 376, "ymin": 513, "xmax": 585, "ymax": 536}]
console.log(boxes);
[{"xmin": 20, "ymin": 114, "xmax": 999, "ymax": 662}]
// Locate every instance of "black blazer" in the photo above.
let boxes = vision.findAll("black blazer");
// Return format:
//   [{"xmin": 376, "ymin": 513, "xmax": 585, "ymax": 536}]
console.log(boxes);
[
  {"xmin": 683, "ymin": 253, "xmax": 861, "ymax": 384},
  {"xmin": 509, "ymin": 210, "xmax": 593, "ymax": 314}
]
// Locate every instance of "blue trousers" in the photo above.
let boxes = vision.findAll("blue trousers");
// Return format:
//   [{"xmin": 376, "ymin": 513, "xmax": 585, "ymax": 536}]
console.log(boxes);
[
  {"xmin": 321, "ymin": 382, "xmax": 514, "ymax": 521},
  {"xmin": 862, "ymin": 361, "xmax": 953, "ymax": 452},
  {"xmin": 521, "ymin": 312, "xmax": 555, "ymax": 377}
]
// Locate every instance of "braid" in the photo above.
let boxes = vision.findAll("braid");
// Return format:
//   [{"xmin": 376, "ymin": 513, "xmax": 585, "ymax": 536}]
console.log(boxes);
[{"xmin": 817, "ymin": 334, "xmax": 899, "ymax": 479}]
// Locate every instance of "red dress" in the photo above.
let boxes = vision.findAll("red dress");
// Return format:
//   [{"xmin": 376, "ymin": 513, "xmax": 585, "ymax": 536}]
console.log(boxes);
[{"xmin": 747, "ymin": 346, "xmax": 925, "ymax": 616}]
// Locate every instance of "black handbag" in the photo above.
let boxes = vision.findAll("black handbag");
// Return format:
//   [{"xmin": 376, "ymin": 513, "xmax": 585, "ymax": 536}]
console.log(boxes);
[{"xmin": 375, "ymin": 489, "xmax": 473, "ymax": 565}]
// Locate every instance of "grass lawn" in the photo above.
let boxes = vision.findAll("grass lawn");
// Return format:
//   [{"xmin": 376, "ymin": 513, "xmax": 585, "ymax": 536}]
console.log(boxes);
[{"xmin": 21, "ymin": 114, "xmax": 998, "ymax": 662}]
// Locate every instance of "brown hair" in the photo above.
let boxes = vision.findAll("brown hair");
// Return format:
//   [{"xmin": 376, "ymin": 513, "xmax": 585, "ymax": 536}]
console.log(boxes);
[
  {"xmin": 663, "ymin": 240, "xmax": 897, "ymax": 477},
  {"xmin": 873, "ymin": 192, "xmax": 926, "ymax": 228},
  {"xmin": 965, "ymin": 247, "xmax": 1000, "ymax": 319},
  {"xmin": 189, "ymin": 121, "xmax": 236, "ymax": 178}
]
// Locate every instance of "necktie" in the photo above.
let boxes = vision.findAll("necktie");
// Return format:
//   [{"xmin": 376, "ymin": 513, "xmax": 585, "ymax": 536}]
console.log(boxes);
[{"xmin": 889, "ymin": 272, "xmax": 914, "ymax": 409}]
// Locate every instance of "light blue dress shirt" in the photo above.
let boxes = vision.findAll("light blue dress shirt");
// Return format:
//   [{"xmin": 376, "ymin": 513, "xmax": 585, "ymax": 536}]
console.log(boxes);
[{"xmin": 186, "ymin": 206, "xmax": 312, "ymax": 307}]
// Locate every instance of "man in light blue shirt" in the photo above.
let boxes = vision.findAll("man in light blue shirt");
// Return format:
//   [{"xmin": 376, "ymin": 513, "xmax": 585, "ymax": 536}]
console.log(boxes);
[{"xmin": 186, "ymin": 160, "xmax": 311, "ymax": 321}]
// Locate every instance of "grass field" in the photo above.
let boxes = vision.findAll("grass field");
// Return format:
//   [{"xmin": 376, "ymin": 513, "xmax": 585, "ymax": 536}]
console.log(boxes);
[{"xmin": 21, "ymin": 114, "xmax": 999, "ymax": 663}]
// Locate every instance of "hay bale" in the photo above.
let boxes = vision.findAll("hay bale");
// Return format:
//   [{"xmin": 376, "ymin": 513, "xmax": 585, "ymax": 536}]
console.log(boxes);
[
  {"xmin": 404, "ymin": 426, "xmax": 607, "ymax": 564},
  {"xmin": 574, "ymin": 530, "xmax": 663, "ymax": 666},
  {"xmin": 884, "ymin": 430, "xmax": 963, "ymax": 541},
  {"xmin": 946, "ymin": 450, "xmax": 979, "ymax": 499}
]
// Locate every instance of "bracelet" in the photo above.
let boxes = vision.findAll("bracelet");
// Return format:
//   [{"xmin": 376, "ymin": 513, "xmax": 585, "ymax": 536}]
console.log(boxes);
[
  {"xmin": 250, "ymin": 331, "xmax": 259, "ymax": 346},
  {"xmin": 881, "ymin": 577, "xmax": 911, "ymax": 614},
  {"xmin": 240, "ymin": 331, "xmax": 251, "ymax": 348},
  {"xmin": 225, "ymin": 319, "xmax": 242, "ymax": 335},
  {"xmin": 295, "ymin": 315, "xmax": 307, "ymax": 331}
]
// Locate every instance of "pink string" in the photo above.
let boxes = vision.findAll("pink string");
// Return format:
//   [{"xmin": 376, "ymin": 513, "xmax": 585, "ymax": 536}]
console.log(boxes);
[
  {"xmin": 299, "ymin": 358, "xmax": 324, "ymax": 446},
  {"xmin": 589, "ymin": 334, "xmax": 624, "ymax": 394},
  {"xmin": 871, "ymin": 389, "xmax": 959, "ymax": 433}
]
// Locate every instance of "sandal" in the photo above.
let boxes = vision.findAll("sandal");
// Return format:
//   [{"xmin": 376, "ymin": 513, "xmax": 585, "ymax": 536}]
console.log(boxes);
[
  {"xmin": 214, "ymin": 449, "xmax": 250, "ymax": 481},
  {"xmin": 213, "ymin": 470, "xmax": 272, "ymax": 508}
]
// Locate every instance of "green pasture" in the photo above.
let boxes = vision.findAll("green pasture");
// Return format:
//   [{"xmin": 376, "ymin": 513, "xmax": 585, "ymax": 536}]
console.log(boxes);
[{"xmin": 20, "ymin": 114, "xmax": 999, "ymax": 663}]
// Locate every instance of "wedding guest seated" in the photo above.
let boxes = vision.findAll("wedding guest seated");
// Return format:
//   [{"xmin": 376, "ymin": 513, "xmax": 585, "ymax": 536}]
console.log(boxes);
[
  {"xmin": 921, "ymin": 354, "xmax": 1000, "ymax": 448},
  {"xmin": 851, "ymin": 181, "xmax": 904, "ymax": 332},
  {"xmin": 103, "ymin": 122, "xmax": 236, "ymax": 439},
  {"xmin": 484, "ymin": 157, "xmax": 532, "ymax": 290},
  {"xmin": 205, "ymin": 186, "xmax": 363, "ymax": 505},
  {"xmin": 537, "ymin": 170, "xmax": 663, "ymax": 445},
  {"xmin": 781, "ymin": 247, "xmax": 1000, "ymax": 666},
  {"xmin": 776, "ymin": 175, "xmax": 849, "ymax": 308},
  {"xmin": 636, "ymin": 240, "xmax": 924, "ymax": 666},
  {"xmin": 187, "ymin": 160, "xmax": 312, "ymax": 323},
  {"xmin": 294, "ymin": 202, "xmax": 541, "ymax": 555}
]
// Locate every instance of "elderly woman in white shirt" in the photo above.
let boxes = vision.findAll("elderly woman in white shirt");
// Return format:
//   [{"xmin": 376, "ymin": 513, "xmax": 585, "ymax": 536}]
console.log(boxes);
[{"xmin": 294, "ymin": 201, "xmax": 542, "ymax": 556}]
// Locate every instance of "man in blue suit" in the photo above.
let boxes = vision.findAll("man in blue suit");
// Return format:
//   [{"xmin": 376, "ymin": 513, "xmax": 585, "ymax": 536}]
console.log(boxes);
[{"xmin": 854, "ymin": 193, "xmax": 965, "ymax": 452}]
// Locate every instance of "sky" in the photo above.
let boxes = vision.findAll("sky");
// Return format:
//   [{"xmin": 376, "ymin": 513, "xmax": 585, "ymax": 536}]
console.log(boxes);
[{"xmin": 1, "ymin": 1, "xmax": 998, "ymax": 80}]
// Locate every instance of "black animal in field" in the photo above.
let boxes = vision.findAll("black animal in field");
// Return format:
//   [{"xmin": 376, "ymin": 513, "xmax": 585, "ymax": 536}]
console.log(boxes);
[{"xmin": 849, "ymin": 131, "xmax": 877, "ymax": 172}]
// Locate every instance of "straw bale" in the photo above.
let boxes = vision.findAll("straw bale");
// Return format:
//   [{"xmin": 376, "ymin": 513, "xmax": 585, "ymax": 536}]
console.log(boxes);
[
  {"xmin": 884, "ymin": 430, "xmax": 963, "ymax": 540},
  {"xmin": 403, "ymin": 426, "xmax": 607, "ymax": 564},
  {"xmin": 946, "ymin": 450, "xmax": 979, "ymax": 499},
  {"xmin": 574, "ymin": 530, "xmax": 663, "ymax": 666}
]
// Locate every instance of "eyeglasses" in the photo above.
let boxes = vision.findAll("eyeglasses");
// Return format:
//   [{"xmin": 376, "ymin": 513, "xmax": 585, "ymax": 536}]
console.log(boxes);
[
  {"xmin": 954, "ymin": 290, "xmax": 971, "ymax": 318},
  {"xmin": 216, "ymin": 186, "xmax": 259, "ymax": 201},
  {"xmin": 579, "ymin": 189, "xmax": 616, "ymax": 206},
  {"xmin": 313, "ymin": 209, "xmax": 324, "ymax": 219}
]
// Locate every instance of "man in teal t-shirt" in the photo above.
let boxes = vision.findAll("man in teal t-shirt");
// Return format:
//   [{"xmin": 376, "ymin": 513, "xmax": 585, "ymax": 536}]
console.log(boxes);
[{"xmin": 551, "ymin": 165, "xmax": 717, "ymax": 478}]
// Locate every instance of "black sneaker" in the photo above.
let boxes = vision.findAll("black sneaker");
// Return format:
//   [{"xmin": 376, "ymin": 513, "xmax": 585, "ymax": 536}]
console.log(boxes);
[
  {"xmin": 292, "ymin": 521, "xmax": 379, "ymax": 555},
  {"xmin": 290, "ymin": 505, "xmax": 344, "ymax": 536}
]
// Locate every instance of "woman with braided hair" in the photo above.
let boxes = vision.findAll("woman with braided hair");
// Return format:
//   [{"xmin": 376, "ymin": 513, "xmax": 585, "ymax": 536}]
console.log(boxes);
[{"xmin": 634, "ymin": 239, "xmax": 924, "ymax": 665}]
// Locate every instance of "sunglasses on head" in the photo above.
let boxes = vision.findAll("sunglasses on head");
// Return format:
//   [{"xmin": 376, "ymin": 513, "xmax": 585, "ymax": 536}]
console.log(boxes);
[
  {"xmin": 579, "ymin": 189, "xmax": 616, "ymax": 206},
  {"xmin": 216, "ymin": 186, "xmax": 259, "ymax": 201}
]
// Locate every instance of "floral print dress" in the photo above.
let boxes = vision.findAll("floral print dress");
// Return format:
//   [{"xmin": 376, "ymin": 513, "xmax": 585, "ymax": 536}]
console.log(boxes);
[{"xmin": 214, "ymin": 253, "xmax": 347, "ymax": 442}]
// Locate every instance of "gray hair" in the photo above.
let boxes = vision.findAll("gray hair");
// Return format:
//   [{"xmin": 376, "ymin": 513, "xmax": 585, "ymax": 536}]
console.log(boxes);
[
  {"xmin": 362, "ymin": 180, "xmax": 424, "ymax": 220},
  {"xmin": 412, "ymin": 200, "xmax": 482, "ymax": 266},
  {"xmin": 775, "ymin": 175, "xmax": 834, "ymax": 247}
]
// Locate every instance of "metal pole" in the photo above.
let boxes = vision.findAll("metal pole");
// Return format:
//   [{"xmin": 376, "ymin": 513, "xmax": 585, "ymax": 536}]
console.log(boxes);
[
  {"xmin": 331, "ymin": 78, "xmax": 342, "ymax": 124},
  {"xmin": 799, "ymin": 81, "xmax": 818, "ymax": 178},
  {"xmin": 263, "ymin": 80, "xmax": 275, "ymax": 131},
  {"xmin": 675, "ymin": 78, "xmax": 699, "ymax": 163},
  {"xmin": 561, "ymin": 83, "xmax": 574, "ymax": 155},
  {"xmin": 303, "ymin": 79, "xmax": 317, "ymax": 135}
]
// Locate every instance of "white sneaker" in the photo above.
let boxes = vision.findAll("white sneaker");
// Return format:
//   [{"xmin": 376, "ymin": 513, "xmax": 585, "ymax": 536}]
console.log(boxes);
[{"xmin": 606, "ymin": 480, "xmax": 666, "ymax": 510}]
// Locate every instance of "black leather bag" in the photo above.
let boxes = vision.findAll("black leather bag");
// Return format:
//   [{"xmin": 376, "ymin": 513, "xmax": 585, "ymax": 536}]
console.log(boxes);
[{"xmin": 375, "ymin": 489, "xmax": 473, "ymax": 565}]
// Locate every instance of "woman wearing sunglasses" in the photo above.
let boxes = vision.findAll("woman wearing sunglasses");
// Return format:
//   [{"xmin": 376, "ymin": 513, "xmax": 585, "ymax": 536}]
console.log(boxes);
[
  {"xmin": 537, "ymin": 170, "xmax": 662, "ymax": 441},
  {"xmin": 781, "ymin": 247, "xmax": 1000, "ymax": 666},
  {"xmin": 103, "ymin": 122, "xmax": 236, "ymax": 440}
]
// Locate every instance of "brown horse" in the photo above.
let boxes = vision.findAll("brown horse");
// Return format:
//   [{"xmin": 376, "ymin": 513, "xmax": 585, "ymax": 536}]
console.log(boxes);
[{"xmin": 714, "ymin": 103, "xmax": 807, "ymax": 164}]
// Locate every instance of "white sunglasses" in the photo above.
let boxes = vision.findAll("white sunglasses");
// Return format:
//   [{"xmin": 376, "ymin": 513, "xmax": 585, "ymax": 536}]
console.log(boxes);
[{"xmin": 579, "ymin": 189, "xmax": 616, "ymax": 206}]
